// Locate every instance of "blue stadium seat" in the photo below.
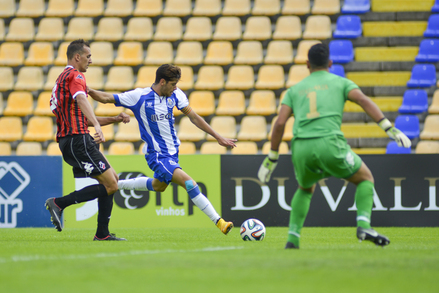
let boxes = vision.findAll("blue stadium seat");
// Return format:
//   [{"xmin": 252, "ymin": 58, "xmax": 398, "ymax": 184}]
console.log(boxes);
[
  {"xmin": 329, "ymin": 64, "xmax": 345, "ymax": 77},
  {"xmin": 333, "ymin": 15, "xmax": 362, "ymax": 39},
  {"xmin": 398, "ymin": 90, "xmax": 428, "ymax": 114},
  {"xmin": 394, "ymin": 115, "xmax": 420, "ymax": 139},
  {"xmin": 386, "ymin": 141, "xmax": 411, "ymax": 154},
  {"xmin": 424, "ymin": 14, "xmax": 439, "ymax": 38},
  {"xmin": 341, "ymin": 0, "xmax": 370, "ymax": 14},
  {"xmin": 406, "ymin": 64, "xmax": 437, "ymax": 88},
  {"xmin": 432, "ymin": 0, "xmax": 439, "ymax": 13},
  {"xmin": 329, "ymin": 40, "xmax": 354, "ymax": 64},
  {"xmin": 415, "ymin": 39, "xmax": 439, "ymax": 62}
]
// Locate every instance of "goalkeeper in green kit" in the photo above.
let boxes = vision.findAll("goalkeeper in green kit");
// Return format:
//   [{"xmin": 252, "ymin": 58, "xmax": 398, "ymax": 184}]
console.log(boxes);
[{"xmin": 258, "ymin": 43, "xmax": 411, "ymax": 249}]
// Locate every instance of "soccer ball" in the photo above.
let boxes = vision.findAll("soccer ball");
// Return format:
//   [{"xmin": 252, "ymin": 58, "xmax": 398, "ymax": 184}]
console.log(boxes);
[{"xmin": 240, "ymin": 218, "xmax": 266, "ymax": 241}]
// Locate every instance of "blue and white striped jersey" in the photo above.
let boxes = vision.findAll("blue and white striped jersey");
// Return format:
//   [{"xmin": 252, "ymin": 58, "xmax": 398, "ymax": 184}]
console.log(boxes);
[{"xmin": 114, "ymin": 87, "xmax": 189, "ymax": 155}]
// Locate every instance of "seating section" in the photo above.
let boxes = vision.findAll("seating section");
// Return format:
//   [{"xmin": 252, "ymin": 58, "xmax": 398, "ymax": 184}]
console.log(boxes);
[{"xmin": 0, "ymin": 1, "xmax": 437, "ymax": 155}]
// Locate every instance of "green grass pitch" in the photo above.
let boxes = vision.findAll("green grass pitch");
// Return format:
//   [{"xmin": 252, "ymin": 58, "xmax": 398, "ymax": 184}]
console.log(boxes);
[{"xmin": 0, "ymin": 227, "xmax": 437, "ymax": 293}]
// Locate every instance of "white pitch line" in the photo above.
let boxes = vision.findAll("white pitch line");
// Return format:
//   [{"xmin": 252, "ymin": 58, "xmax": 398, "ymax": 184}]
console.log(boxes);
[{"xmin": 0, "ymin": 246, "xmax": 244, "ymax": 264}]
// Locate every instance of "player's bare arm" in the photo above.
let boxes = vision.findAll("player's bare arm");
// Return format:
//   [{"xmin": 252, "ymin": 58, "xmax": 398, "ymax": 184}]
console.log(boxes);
[
  {"xmin": 88, "ymin": 88, "xmax": 116, "ymax": 104},
  {"xmin": 94, "ymin": 112, "xmax": 131, "ymax": 127},
  {"xmin": 76, "ymin": 93, "xmax": 105, "ymax": 143}
]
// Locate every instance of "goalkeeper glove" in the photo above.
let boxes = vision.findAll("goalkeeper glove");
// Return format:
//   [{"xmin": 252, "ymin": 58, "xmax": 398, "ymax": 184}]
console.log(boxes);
[
  {"xmin": 378, "ymin": 118, "xmax": 412, "ymax": 148},
  {"xmin": 258, "ymin": 150, "xmax": 279, "ymax": 183}
]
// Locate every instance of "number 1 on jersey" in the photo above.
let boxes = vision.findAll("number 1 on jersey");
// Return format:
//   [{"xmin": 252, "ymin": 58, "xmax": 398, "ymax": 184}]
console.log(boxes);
[{"xmin": 306, "ymin": 91, "xmax": 320, "ymax": 118}]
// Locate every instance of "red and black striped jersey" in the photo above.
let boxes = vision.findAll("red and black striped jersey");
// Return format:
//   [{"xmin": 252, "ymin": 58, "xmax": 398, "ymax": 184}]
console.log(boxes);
[{"xmin": 50, "ymin": 65, "xmax": 89, "ymax": 141}]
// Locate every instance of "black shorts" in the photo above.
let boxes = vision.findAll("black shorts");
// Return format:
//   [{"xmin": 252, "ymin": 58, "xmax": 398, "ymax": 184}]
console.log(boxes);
[{"xmin": 59, "ymin": 134, "xmax": 110, "ymax": 178}]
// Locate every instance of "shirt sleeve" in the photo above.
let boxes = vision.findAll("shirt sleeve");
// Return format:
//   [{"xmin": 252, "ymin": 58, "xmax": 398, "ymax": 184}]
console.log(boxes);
[
  {"xmin": 343, "ymin": 78, "xmax": 360, "ymax": 100},
  {"xmin": 114, "ymin": 88, "xmax": 144, "ymax": 107},
  {"xmin": 70, "ymin": 72, "xmax": 87, "ymax": 99},
  {"xmin": 281, "ymin": 88, "xmax": 294, "ymax": 110},
  {"xmin": 174, "ymin": 88, "xmax": 189, "ymax": 110}
]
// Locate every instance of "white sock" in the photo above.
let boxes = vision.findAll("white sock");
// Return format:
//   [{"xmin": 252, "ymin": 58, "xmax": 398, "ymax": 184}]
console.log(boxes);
[
  {"xmin": 191, "ymin": 194, "xmax": 221, "ymax": 223},
  {"xmin": 118, "ymin": 177, "xmax": 154, "ymax": 191}
]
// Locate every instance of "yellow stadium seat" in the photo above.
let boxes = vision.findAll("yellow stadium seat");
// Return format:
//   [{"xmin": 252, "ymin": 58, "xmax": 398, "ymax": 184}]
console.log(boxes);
[
  {"xmin": 255, "ymin": 65, "xmax": 285, "ymax": 90},
  {"xmin": 0, "ymin": 67, "xmax": 14, "ymax": 91},
  {"xmin": 355, "ymin": 47, "xmax": 419, "ymax": 62},
  {"xmin": 177, "ymin": 66, "xmax": 194, "ymax": 90},
  {"xmin": 95, "ymin": 17, "xmax": 124, "ymax": 42},
  {"xmin": 124, "ymin": 17, "xmax": 153, "ymax": 42},
  {"xmin": 303, "ymin": 15, "xmax": 332, "ymax": 39},
  {"xmin": 89, "ymin": 42, "xmax": 114, "ymax": 66},
  {"xmin": 351, "ymin": 148, "xmax": 387, "ymax": 154},
  {"xmin": 108, "ymin": 142, "xmax": 135, "ymax": 155},
  {"xmin": 213, "ymin": 17, "xmax": 242, "ymax": 41},
  {"xmin": 282, "ymin": 0, "xmax": 310, "ymax": 15},
  {"xmin": 178, "ymin": 116, "xmax": 206, "ymax": 141},
  {"xmin": 34, "ymin": 91, "xmax": 55, "ymax": 116},
  {"xmin": 89, "ymin": 124, "xmax": 115, "ymax": 141},
  {"xmin": 14, "ymin": 67, "xmax": 44, "ymax": 91},
  {"xmin": 0, "ymin": 142, "xmax": 12, "ymax": 155},
  {"xmin": 428, "ymin": 90, "xmax": 439, "ymax": 114},
  {"xmin": 16, "ymin": 0, "xmax": 44, "ymax": 17},
  {"xmin": 0, "ymin": 19, "xmax": 4, "ymax": 41},
  {"xmin": 54, "ymin": 42, "xmax": 69, "ymax": 66},
  {"xmin": 154, "ymin": 17, "xmax": 183, "ymax": 41},
  {"xmin": 200, "ymin": 142, "xmax": 227, "ymax": 154},
  {"xmin": 286, "ymin": 65, "xmax": 310, "ymax": 87},
  {"xmin": 420, "ymin": 115, "xmax": 439, "ymax": 140},
  {"xmin": 193, "ymin": 0, "xmax": 221, "ymax": 16},
  {"xmin": 23, "ymin": 116, "xmax": 54, "ymax": 142},
  {"xmin": 24, "ymin": 42, "xmax": 54, "ymax": 66},
  {"xmin": 222, "ymin": 0, "xmax": 250, "ymax": 15},
  {"xmin": 45, "ymin": 0, "xmax": 74, "ymax": 17},
  {"xmin": 0, "ymin": 117, "xmax": 22, "ymax": 141},
  {"xmin": 46, "ymin": 141, "xmax": 62, "ymax": 155},
  {"xmin": 35, "ymin": 18, "xmax": 64, "ymax": 41},
  {"xmin": 346, "ymin": 72, "xmax": 411, "ymax": 87},
  {"xmin": 252, "ymin": 0, "xmax": 280, "ymax": 15},
  {"xmin": 135, "ymin": 66, "xmax": 158, "ymax": 88},
  {"xmin": 83, "ymin": 66, "xmax": 104, "ymax": 90},
  {"xmin": 363, "ymin": 21, "xmax": 427, "ymax": 37},
  {"xmin": 188, "ymin": 91, "xmax": 215, "ymax": 116},
  {"xmin": 114, "ymin": 41, "xmax": 144, "ymax": 66},
  {"xmin": 133, "ymin": 0, "xmax": 162, "ymax": 16},
  {"xmin": 225, "ymin": 65, "xmax": 254, "ymax": 90},
  {"xmin": 5, "ymin": 18, "xmax": 34, "ymax": 42},
  {"xmin": 294, "ymin": 40, "xmax": 321, "ymax": 64},
  {"xmin": 246, "ymin": 90, "xmax": 276, "ymax": 116},
  {"xmin": 194, "ymin": 66, "xmax": 224, "ymax": 90},
  {"xmin": 273, "ymin": 16, "xmax": 302, "ymax": 40},
  {"xmin": 231, "ymin": 141, "xmax": 259, "ymax": 154},
  {"xmin": 95, "ymin": 102, "xmax": 121, "ymax": 116},
  {"xmin": 163, "ymin": 0, "xmax": 192, "ymax": 16},
  {"xmin": 265, "ymin": 41, "xmax": 294, "ymax": 65},
  {"xmin": 216, "ymin": 91, "xmax": 245, "ymax": 116},
  {"xmin": 3, "ymin": 91, "xmax": 33, "ymax": 116},
  {"xmin": 415, "ymin": 141, "xmax": 439, "ymax": 154},
  {"xmin": 75, "ymin": 0, "xmax": 104, "ymax": 17},
  {"xmin": 104, "ymin": 0, "xmax": 133, "ymax": 17},
  {"xmin": 179, "ymin": 142, "xmax": 196, "ymax": 154},
  {"xmin": 341, "ymin": 123, "xmax": 387, "ymax": 138},
  {"xmin": 114, "ymin": 120, "xmax": 140, "ymax": 142},
  {"xmin": 183, "ymin": 17, "xmax": 213, "ymax": 41},
  {"xmin": 104, "ymin": 66, "xmax": 134, "ymax": 91},
  {"xmin": 237, "ymin": 116, "xmax": 267, "ymax": 141},
  {"xmin": 0, "ymin": 0, "xmax": 15, "ymax": 18},
  {"xmin": 174, "ymin": 41, "xmax": 204, "ymax": 66},
  {"xmin": 207, "ymin": 116, "xmax": 237, "ymax": 141},
  {"xmin": 268, "ymin": 115, "xmax": 294, "ymax": 141},
  {"xmin": 344, "ymin": 97, "xmax": 402, "ymax": 113},
  {"xmin": 312, "ymin": 0, "xmax": 340, "ymax": 15},
  {"xmin": 234, "ymin": 41, "xmax": 263, "ymax": 65},
  {"xmin": 262, "ymin": 141, "xmax": 289, "ymax": 154},
  {"xmin": 64, "ymin": 17, "xmax": 94, "ymax": 41},
  {"xmin": 0, "ymin": 42, "xmax": 24, "ymax": 66},
  {"xmin": 243, "ymin": 16, "xmax": 272, "ymax": 41},
  {"xmin": 144, "ymin": 42, "xmax": 174, "ymax": 65},
  {"xmin": 372, "ymin": 0, "xmax": 435, "ymax": 12},
  {"xmin": 16, "ymin": 142, "xmax": 43, "ymax": 156},
  {"xmin": 204, "ymin": 41, "xmax": 234, "ymax": 65}
]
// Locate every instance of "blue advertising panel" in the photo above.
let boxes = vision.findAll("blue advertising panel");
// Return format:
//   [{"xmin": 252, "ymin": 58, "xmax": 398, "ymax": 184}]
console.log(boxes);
[{"xmin": 0, "ymin": 156, "xmax": 62, "ymax": 228}]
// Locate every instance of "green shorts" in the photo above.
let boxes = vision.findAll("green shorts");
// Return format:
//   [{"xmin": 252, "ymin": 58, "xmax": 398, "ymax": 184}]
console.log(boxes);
[{"xmin": 291, "ymin": 135, "xmax": 362, "ymax": 189}]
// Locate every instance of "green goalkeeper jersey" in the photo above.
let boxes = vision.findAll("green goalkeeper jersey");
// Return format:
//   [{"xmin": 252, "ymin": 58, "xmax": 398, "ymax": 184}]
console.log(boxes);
[{"xmin": 282, "ymin": 70, "xmax": 359, "ymax": 139}]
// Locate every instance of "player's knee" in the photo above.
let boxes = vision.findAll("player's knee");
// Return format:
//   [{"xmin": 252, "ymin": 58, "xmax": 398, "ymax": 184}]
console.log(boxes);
[
  {"xmin": 152, "ymin": 181, "xmax": 168, "ymax": 192},
  {"xmin": 104, "ymin": 179, "xmax": 119, "ymax": 195}
]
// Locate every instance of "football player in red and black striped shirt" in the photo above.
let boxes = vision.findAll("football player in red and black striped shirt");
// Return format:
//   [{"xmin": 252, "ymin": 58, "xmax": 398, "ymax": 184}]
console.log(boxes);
[{"xmin": 45, "ymin": 39, "xmax": 130, "ymax": 241}]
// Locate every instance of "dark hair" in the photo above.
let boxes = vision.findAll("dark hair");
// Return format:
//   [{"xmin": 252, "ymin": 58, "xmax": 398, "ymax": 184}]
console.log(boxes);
[
  {"xmin": 155, "ymin": 64, "xmax": 181, "ymax": 83},
  {"xmin": 308, "ymin": 43, "xmax": 330, "ymax": 69},
  {"xmin": 66, "ymin": 39, "xmax": 90, "ymax": 60}
]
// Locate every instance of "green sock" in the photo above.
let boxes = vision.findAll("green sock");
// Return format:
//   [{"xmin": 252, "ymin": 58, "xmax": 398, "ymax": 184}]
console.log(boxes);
[
  {"xmin": 287, "ymin": 188, "xmax": 312, "ymax": 248},
  {"xmin": 355, "ymin": 180, "xmax": 374, "ymax": 229}
]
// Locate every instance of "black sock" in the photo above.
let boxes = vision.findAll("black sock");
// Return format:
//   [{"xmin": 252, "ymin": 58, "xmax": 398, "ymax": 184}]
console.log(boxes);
[
  {"xmin": 55, "ymin": 184, "xmax": 107, "ymax": 210},
  {"xmin": 96, "ymin": 193, "xmax": 113, "ymax": 238}
]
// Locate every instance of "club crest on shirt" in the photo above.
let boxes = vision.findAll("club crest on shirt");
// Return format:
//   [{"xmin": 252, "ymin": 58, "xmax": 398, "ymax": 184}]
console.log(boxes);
[
  {"xmin": 166, "ymin": 98, "xmax": 175, "ymax": 109},
  {"xmin": 99, "ymin": 161, "xmax": 106, "ymax": 170}
]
